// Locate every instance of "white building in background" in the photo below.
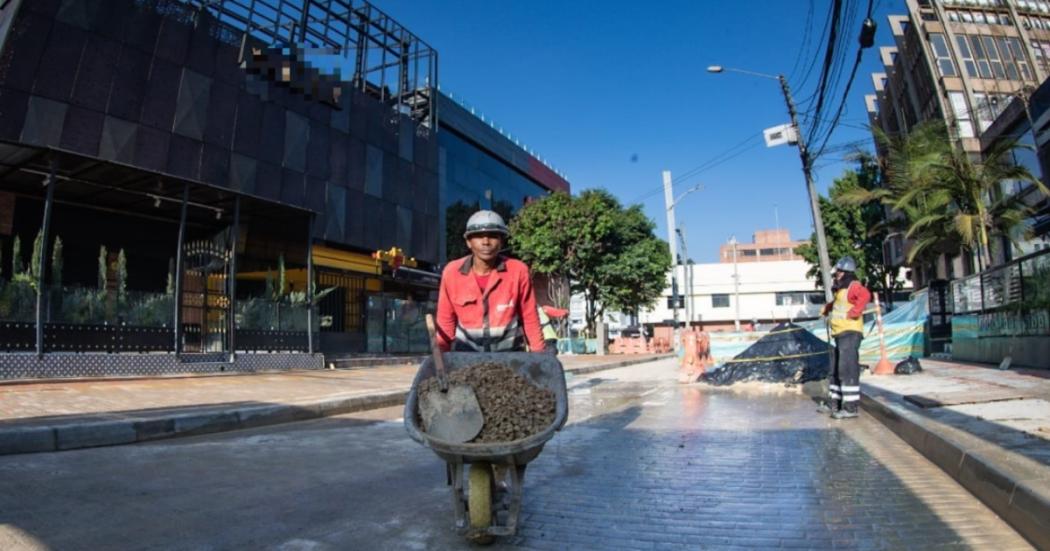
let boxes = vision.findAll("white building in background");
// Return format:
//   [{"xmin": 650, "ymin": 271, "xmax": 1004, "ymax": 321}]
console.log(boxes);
[{"xmin": 640, "ymin": 259, "xmax": 823, "ymax": 332}]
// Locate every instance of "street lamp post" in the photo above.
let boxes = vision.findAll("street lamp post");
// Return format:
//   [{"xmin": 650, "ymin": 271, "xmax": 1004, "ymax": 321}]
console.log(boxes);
[
  {"xmin": 729, "ymin": 235, "xmax": 741, "ymax": 331},
  {"xmin": 663, "ymin": 176, "xmax": 704, "ymax": 321},
  {"xmin": 708, "ymin": 65, "xmax": 835, "ymax": 303},
  {"xmin": 676, "ymin": 226, "xmax": 693, "ymax": 325}
]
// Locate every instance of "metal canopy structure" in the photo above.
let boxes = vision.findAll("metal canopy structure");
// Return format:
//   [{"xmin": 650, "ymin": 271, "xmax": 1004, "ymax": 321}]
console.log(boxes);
[
  {"xmin": 184, "ymin": 0, "xmax": 438, "ymax": 126},
  {"xmin": 0, "ymin": 142, "xmax": 311, "ymax": 229}
]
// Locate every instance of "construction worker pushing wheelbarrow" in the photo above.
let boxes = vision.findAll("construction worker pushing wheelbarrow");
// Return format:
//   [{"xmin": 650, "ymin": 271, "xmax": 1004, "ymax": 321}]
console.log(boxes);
[{"xmin": 405, "ymin": 210, "xmax": 568, "ymax": 544}]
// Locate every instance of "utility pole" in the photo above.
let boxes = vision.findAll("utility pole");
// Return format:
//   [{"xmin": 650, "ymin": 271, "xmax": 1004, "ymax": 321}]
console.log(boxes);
[
  {"xmin": 676, "ymin": 227, "xmax": 692, "ymax": 325},
  {"xmin": 779, "ymin": 75, "xmax": 834, "ymax": 303},
  {"xmin": 730, "ymin": 236, "xmax": 741, "ymax": 332},
  {"xmin": 662, "ymin": 170, "xmax": 680, "ymax": 330}
]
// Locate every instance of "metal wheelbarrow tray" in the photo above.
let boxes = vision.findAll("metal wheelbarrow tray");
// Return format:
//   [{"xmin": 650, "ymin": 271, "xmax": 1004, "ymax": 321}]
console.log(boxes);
[{"xmin": 404, "ymin": 352, "xmax": 568, "ymax": 540}]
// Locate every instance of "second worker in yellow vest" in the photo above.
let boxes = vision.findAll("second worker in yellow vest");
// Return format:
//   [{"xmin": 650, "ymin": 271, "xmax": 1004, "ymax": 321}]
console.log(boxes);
[{"xmin": 819, "ymin": 256, "xmax": 871, "ymax": 420}]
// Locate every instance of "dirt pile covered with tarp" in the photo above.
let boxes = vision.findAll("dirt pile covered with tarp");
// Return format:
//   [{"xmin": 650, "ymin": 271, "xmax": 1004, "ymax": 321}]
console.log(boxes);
[
  {"xmin": 700, "ymin": 323, "xmax": 831, "ymax": 386},
  {"xmin": 419, "ymin": 363, "xmax": 556, "ymax": 443}
]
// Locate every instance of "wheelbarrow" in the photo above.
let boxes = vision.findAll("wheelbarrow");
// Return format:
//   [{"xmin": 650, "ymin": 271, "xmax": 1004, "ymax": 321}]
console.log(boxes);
[{"xmin": 404, "ymin": 352, "xmax": 568, "ymax": 543}]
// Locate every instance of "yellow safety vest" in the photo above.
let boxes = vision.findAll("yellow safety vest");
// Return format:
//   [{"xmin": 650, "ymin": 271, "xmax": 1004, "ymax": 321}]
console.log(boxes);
[
  {"xmin": 538, "ymin": 307, "xmax": 558, "ymax": 340},
  {"xmin": 830, "ymin": 284, "xmax": 864, "ymax": 336}
]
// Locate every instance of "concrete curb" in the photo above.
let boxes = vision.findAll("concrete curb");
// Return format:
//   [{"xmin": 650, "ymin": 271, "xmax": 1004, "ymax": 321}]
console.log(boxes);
[
  {"xmin": 862, "ymin": 391, "xmax": 1050, "ymax": 550},
  {"xmin": 0, "ymin": 355, "xmax": 669, "ymax": 456}
]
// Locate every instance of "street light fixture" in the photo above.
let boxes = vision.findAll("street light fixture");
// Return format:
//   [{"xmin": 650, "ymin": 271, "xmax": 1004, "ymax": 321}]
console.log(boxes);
[{"xmin": 708, "ymin": 64, "xmax": 835, "ymax": 303}]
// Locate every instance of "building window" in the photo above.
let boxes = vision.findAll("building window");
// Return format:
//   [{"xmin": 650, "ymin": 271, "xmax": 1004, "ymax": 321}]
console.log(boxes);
[
  {"xmin": 955, "ymin": 35, "xmax": 978, "ymax": 78},
  {"xmin": 948, "ymin": 92, "xmax": 975, "ymax": 138},
  {"xmin": 759, "ymin": 248, "xmax": 777, "ymax": 256},
  {"xmin": 775, "ymin": 292, "xmax": 807, "ymax": 306},
  {"xmin": 929, "ymin": 33, "xmax": 957, "ymax": 77},
  {"xmin": 1007, "ymin": 37, "xmax": 1033, "ymax": 80},
  {"xmin": 982, "ymin": 36, "xmax": 1007, "ymax": 79},
  {"xmin": 712, "ymin": 294, "xmax": 730, "ymax": 308},
  {"xmin": 995, "ymin": 37, "xmax": 1020, "ymax": 80},
  {"xmin": 969, "ymin": 35, "xmax": 994, "ymax": 78},
  {"xmin": 972, "ymin": 93, "xmax": 1008, "ymax": 131}
]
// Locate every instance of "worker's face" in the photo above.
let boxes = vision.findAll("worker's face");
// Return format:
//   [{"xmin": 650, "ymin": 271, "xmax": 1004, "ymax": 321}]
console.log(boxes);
[
  {"xmin": 466, "ymin": 232, "xmax": 503, "ymax": 262},
  {"xmin": 834, "ymin": 270, "xmax": 846, "ymax": 282}
]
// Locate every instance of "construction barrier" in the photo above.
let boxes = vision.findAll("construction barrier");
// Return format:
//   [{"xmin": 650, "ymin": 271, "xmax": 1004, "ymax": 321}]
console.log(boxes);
[
  {"xmin": 708, "ymin": 290, "xmax": 928, "ymax": 366},
  {"xmin": 608, "ymin": 336, "xmax": 672, "ymax": 355}
]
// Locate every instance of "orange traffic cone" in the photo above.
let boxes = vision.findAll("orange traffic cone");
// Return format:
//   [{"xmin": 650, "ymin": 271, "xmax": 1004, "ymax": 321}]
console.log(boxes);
[{"xmin": 872, "ymin": 294, "xmax": 894, "ymax": 375}]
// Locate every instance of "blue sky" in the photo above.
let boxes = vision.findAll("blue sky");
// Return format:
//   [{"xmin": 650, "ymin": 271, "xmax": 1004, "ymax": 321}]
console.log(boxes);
[{"xmin": 371, "ymin": 0, "xmax": 898, "ymax": 262}]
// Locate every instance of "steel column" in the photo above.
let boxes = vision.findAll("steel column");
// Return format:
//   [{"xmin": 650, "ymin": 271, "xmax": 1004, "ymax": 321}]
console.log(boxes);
[
  {"xmin": 35, "ymin": 162, "xmax": 57, "ymax": 358},
  {"xmin": 228, "ymin": 196, "xmax": 240, "ymax": 361},
  {"xmin": 173, "ymin": 185, "xmax": 190, "ymax": 356},
  {"xmin": 306, "ymin": 213, "xmax": 315, "ymax": 354}
]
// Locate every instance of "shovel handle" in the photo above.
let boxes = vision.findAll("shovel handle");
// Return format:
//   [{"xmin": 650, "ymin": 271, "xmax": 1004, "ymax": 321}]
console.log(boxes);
[{"xmin": 425, "ymin": 314, "xmax": 449, "ymax": 391}]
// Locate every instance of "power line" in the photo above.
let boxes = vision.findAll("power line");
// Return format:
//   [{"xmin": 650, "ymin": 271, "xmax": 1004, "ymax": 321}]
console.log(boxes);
[
  {"xmin": 626, "ymin": 133, "xmax": 763, "ymax": 205},
  {"xmin": 810, "ymin": 0, "xmax": 876, "ymax": 159},
  {"xmin": 788, "ymin": 0, "xmax": 817, "ymax": 84},
  {"xmin": 805, "ymin": 0, "xmax": 845, "ymax": 138}
]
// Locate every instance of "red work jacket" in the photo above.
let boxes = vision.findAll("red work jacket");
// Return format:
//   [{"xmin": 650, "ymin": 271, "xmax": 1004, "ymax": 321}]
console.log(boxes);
[{"xmin": 436, "ymin": 255, "xmax": 546, "ymax": 353}]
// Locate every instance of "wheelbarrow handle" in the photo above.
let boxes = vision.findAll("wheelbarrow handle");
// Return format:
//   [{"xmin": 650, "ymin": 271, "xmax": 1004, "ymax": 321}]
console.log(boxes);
[{"xmin": 425, "ymin": 314, "xmax": 450, "ymax": 391}]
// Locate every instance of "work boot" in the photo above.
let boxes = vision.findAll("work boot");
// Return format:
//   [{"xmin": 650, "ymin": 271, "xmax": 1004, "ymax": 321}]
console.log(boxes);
[
  {"xmin": 816, "ymin": 400, "xmax": 837, "ymax": 415},
  {"xmin": 832, "ymin": 408, "xmax": 859, "ymax": 420}
]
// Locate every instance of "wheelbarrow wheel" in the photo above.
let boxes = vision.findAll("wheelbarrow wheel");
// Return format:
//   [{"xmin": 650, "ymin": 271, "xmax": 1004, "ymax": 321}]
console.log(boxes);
[{"xmin": 467, "ymin": 462, "xmax": 493, "ymax": 544}]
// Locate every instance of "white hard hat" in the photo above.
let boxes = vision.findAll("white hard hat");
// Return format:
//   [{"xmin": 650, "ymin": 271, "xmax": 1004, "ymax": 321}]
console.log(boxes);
[
  {"xmin": 464, "ymin": 210, "xmax": 509, "ymax": 238},
  {"xmin": 834, "ymin": 256, "xmax": 857, "ymax": 272}
]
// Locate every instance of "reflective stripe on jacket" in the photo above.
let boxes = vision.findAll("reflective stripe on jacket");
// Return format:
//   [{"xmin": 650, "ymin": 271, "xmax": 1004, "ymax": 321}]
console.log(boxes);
[{"xmin": 435, "ymin": 255, "xmax": 546, "ymax": 352}]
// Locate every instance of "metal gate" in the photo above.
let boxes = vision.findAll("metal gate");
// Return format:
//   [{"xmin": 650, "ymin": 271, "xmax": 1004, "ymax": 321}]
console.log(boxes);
[
  {"xmin": 180, "ymin": 231, "xmax": 232, "ymax": 354},
  {"xmin": 927, "ymin": 279, "xmax": 953, "ymax": 353}
]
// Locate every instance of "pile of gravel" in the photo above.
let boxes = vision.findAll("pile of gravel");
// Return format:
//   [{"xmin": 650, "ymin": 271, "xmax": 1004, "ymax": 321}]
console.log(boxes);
[{"xmin": 419, "ymin": 362, "xmax": 556, "ymax": 443}]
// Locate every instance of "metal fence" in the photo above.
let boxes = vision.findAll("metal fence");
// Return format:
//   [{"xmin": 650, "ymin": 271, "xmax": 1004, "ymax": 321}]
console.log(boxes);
[
  {"xmin": 951, "ymin": 247, "xmax": 1050, "ymax": 314},
  {"xmin": 0, "ymin": 282, "xmax": 312, "ymax": 353},
  {"xmin": 182, "ymin": 0, "xmax": 438, "ymax": 126}
]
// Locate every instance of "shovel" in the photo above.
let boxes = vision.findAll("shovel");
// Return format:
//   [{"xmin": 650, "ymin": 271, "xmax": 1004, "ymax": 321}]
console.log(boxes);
[{"xmin": 419, "ymin": 314, "xmax": 484, "ymax": 443}]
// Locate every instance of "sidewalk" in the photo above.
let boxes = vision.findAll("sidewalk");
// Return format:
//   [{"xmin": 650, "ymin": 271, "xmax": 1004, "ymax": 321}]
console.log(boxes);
[
  {"xmin": 0, "ymin": 354, "xmax": 670, "ymax": 456},
  {"xmin": 861, "ymin": 358, "xmax": 1050, "ymax": 550}
]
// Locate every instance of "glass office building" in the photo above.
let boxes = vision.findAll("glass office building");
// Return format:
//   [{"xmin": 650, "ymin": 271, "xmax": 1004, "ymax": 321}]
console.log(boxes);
[{"xmin": 437, "ymin": 93, "xmax": 570, "ymax": 261}]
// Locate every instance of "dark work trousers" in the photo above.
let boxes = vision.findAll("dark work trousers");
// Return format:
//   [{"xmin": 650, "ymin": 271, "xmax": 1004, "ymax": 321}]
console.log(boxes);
[{"xmin": 830, "ymin": 331, "xmax": 863, "ymax": 413}]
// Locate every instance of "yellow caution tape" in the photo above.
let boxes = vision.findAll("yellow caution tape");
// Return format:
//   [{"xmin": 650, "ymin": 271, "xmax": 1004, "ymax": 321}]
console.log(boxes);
[{"xmin": 722, "ymin": 350, "xmax": 829, "ymax": 364}]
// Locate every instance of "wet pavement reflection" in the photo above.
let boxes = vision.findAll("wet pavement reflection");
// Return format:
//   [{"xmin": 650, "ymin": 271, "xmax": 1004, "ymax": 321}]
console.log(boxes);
[{"xmin": 0, "ymin": 359, "xmax": 1032, "ymax": 550}]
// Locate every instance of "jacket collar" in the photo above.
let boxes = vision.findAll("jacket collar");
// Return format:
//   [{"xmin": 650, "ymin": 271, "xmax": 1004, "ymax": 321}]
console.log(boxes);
[{"xmin": 458, "ymin": 255, "xmax": 508, "ymax": 275}]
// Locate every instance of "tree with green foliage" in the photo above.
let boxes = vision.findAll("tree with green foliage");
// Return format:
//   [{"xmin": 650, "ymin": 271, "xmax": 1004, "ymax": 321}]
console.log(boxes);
[
  {"xmin": 277, "ymin": 253, "xmax": 286, "ymax": 297},
  {"xmin": 166, "ymin": 258, "xmax": 175, "ymax": 295},
  {"xmin": 510, "ymin": 189, "xmax": 671, "ymax": 335},
  {"xmin": 841, "ymin": 121, "xmax": 1048, "ymax": 273},
  {"xmin": 797, "ymin": 154, "xmax": 902, "ymax": 304},
  {"xmin": 51, "ymin": 236, "xmax": 63, "ymax": 286},
  {"xmin": 29, "ymin": 230, "xmax": 43, "ymax": 282},
  {"xmin": 507, "ymin": 192, "xmax": 575, "ymax": 319},
  {"xmin": 595, "ymin": 204, "xmax": 672, "ymax": 317},
  {"xmin": 97, "ymin": 245, "xmax": 108, "ymax": 291},
  {"xmin": 116, "ymin": 249, "xmax": 128, "ymax": 305}
]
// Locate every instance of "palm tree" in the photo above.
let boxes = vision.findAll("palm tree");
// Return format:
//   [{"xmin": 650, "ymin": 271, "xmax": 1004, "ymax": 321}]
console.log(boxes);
[{"xmin": 840, "ymin": 121, "xmax": 1048, "ymax": 272}]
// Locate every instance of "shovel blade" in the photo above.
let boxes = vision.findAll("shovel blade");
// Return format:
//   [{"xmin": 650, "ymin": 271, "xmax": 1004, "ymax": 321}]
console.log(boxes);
[{"xmin": 420, "ymin": 384, "xmax": 484, "ymax": 443}]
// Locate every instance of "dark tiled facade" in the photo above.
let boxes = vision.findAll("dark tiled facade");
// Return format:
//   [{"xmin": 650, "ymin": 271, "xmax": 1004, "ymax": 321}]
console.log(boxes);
[{"xmin": 0, "ymin": 0, "xmax": 440, "ymax": 264}]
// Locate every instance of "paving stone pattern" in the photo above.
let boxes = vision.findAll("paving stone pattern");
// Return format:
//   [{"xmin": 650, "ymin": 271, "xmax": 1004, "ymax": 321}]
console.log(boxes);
[{"xmin": 0, "ymin": 360, "xmax": 1030, "ymax": 550}]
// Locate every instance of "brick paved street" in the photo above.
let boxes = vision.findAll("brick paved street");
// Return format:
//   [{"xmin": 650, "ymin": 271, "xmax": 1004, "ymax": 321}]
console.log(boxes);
[{"xmin": 0, "ymin": 359, "xmax": 1031, "ymax": 550}]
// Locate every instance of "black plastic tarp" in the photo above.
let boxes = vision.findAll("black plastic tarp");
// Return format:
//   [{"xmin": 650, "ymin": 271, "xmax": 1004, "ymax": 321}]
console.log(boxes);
[{"xmin": 700, "ymin": 322, "xmax": 831, "ymax": 386}]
